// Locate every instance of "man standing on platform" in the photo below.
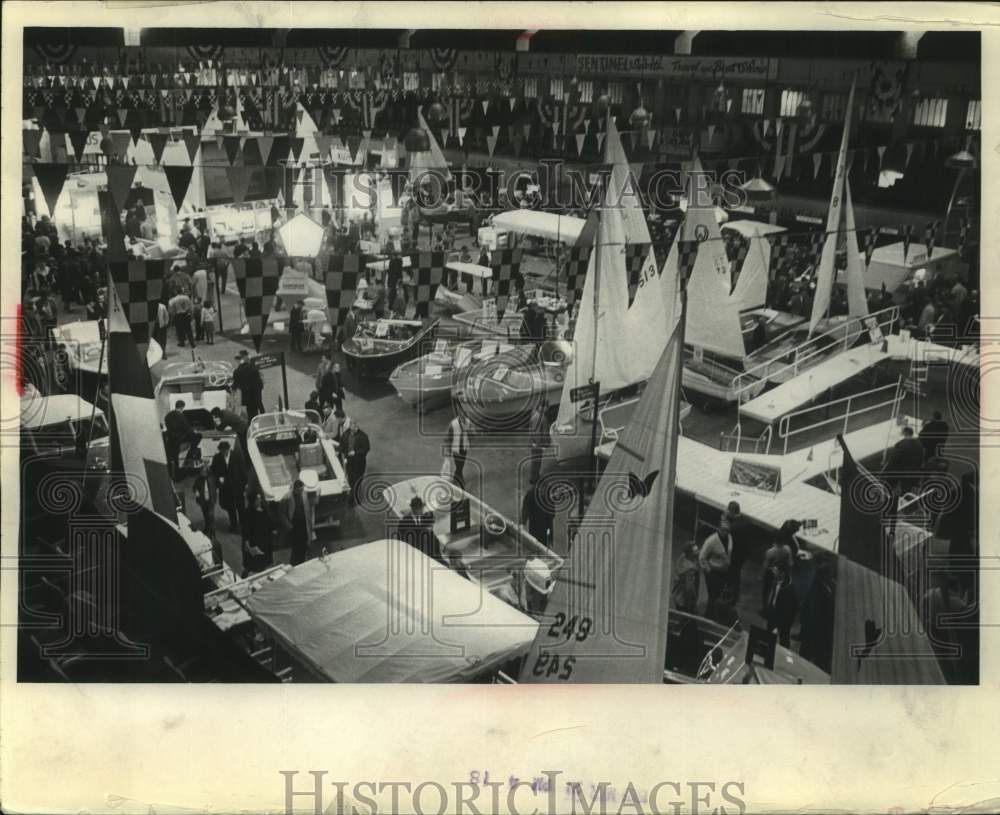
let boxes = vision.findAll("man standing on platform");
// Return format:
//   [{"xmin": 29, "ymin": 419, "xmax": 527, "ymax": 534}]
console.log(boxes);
[
  {"xmin": 699, "ymin": 520, "xmax": 733, "ymax": 613},
  {"xmin": 289, "ymin": 301, "xmax": 305, "ymax": 352},
  {"xmin": 169, "ymin": 290, "xmax": 195, "ymax": 348}
]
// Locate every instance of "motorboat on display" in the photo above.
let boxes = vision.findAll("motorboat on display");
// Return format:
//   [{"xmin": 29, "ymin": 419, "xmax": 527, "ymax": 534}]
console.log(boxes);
[
  {"xmin": 53, "ymin": 319, "xmax": 163, "ymax": 379},
  {"xmin": 19, "ymin": 392, "xmax": 111, "ymax": 474},
  {"xmin": 385, "ymin": 475, "xmax": 564, "ymax": 613},
  {"xmin": 388, "ymin": 337, "xmax": 466, "ymax": 411},
  {"xmin": 342, "ymin": 316, "xmax": 441, "ymax": 378},
  {"xmin": 664, "ymin": 610, "xmax": 829, "ymax": 684},
  {"xmin": 434, "ymin": 261, "xmax": 492, "ymax": 314},
  {"xmin": 245, "ymin": 539, "xmax": 539, "ymax": 683},
  {"xmin": 453, "ymin": 339, "xmax": 573, "ymax": 428},
  {"xmin": 245, "ymin": 410, "xmax": 350, "ymax": 511},
  {"xmin": 153, "ymin": 359, "xmax": 239, "ymax": 471}
]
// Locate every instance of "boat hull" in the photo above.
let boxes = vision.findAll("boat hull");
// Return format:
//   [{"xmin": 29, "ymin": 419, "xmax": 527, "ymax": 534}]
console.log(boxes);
[
  {"xmin": 389, "ymin": 362, "xmax": 454, "ymax": 412},
  {"xmin": 435, "ymin": 287, "xmax": 483, "ymax": 315},
  {"xmin": 343, "ymin": 319, "xmax": 439, "ymax": 379}
]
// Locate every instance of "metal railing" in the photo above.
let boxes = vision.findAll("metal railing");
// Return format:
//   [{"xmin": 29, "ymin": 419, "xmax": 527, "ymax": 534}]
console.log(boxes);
[
  {"xmin": 734, "ymin": 305, "xmax": 899, "ymax": 397},
  {"xmin": 719, "ymin": 423, "xmax": 773, "ymax": 454},
  {"xmin": 775, "ymin": 377, "xmax": 904, "ymax": 456}
]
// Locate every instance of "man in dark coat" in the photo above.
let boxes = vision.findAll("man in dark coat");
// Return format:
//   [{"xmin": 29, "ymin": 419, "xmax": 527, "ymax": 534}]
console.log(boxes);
[
  {"xmin": 397, "ymin": 497, "xmax": 442, "ymax": 564},
  {"xmin": 192, "ymin": 463, "xmax": 220, "ymax": 562},
  {"xmin": 232, "ymin": 351, "xmax": 265, "ymax": 419},
  {"xmin": 163, "ymin": 399, "xmax": 202, "ymax": 479},
  {"xmin": 211, "ymin": 406, "xmax": 249, "ymax": 452},
  {"xmin": 289, "ymin": 301, "xmax": 305, "ymax": 352},
  {"xmin": 210, "ymin": 440, "xmax": 247, "ymax": 532},
  {"xmin": 883, "ymin": 425, "xmax": 925, "ymax": 494},
  {"xmin": 765, "ymin": 563, "xmax": 799, "ymax": 648},
  {"xmin": 340, "ymin": 420, "xmax": 370, "ymax": 505},
  {"xmin": 319, "ymin": 361, "xmax": 346, "ymax": 413}
]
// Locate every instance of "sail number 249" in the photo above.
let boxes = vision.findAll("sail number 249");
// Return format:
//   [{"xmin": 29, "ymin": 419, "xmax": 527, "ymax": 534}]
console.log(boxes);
[{"xmin": 529, "ymin": 613, "xmax": 594, "ymax": 680}]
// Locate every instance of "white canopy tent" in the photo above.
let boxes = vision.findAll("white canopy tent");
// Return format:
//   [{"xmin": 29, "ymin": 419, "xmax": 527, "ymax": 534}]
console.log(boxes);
[
  {"xmin": 245, "ymin": 540, "xmax": 538, "ymax": 682},
  {"xmin": 491, "ymin": 210, "xmax": 585, "ymax": 243}
]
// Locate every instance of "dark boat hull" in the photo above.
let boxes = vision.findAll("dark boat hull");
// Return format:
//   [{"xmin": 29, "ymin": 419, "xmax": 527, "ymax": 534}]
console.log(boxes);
[{"xmin": 343, "ymin": 319, "xmax": 440, "ymax": 379}]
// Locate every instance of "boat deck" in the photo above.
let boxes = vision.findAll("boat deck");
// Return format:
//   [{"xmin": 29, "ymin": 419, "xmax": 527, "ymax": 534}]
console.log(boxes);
[
  {"xmin": 739, "ymin": 343, "xmax": 888, "ymax": 425},
  {"xmin": 739, "ymin": 335, "xmax": 978, "ymax": 425},
  {"xmin": 597, "ymin": 416, "xmax": 919, "ymax": 553}
]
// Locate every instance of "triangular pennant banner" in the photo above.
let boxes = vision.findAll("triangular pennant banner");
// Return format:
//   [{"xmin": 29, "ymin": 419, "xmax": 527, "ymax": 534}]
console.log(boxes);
[
  {"xmin": 164, "ymin": 165, "xmax": 195, "ymax": 211},
  {"xmin": 575, "ymin": 133, "xmax": 585, "ymax": 155},
  {"xmin": 242, "ymin": 137, "xmax": 263, "ymax": 165},
  {"xmin": 408, "ymin": 252, "xmax": 447, "ymax": 318},
  {"xmin": 226, "ymin": 166, "xmax": 253, "ymax": 206},
  {"xmin": 111, "ymin": 131, "xmax": 132, "ymax": 158},
  {"xmin": 109, "ymin": 259, "xmax": 167, "ymax": 346},
  {"xmin": 68, "ymin": 129, "xmax": 88, "ymax": 162},
  {"xmin": 812, "ymin": 152, "xmax": 823, "ymax": 179},
  {"xmin": 182, "ymin": 131, "xmax": 201, "ymax": 163},
  {"xmin": 224, "ymin": 134, "xmax": 243, "ymax": 165},
  {"xmin": 325, "ymin": 254, "xmax": 363, "ymax": 333},
  {"xmin": 901, "ymin": 223, "xmax": 913, "ymax": 262},
  {"xmin": 289, "ymin": 136, "xmax": 305, "ymax": 162},
  {"xmin": 904, "ymin": 142, "xmax": 914, "ymax": 168},
  {"xmin": 486, "ymin": 134, "xmax": 497, "ymax": 157},
  {"xmin": 107, "ymin": 164, "xmax": 139, "ymax": 213},
  {"xmin": 33, "ymin": 163, "xmax": 69, "ymax": 216},
  {"xmin": 257, "ymin": 134, "xmax": 275, "ymax": 166},
  {"xmin": 148, "ymin": 132, "xmax": 169, "ymax": 165},
  {"xmin": 876, "ymin": 145, "xmax": 887, "ymax": 167}
]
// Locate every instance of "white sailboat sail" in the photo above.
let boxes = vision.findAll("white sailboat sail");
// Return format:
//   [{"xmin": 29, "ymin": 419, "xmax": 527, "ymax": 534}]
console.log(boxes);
[
  {"xmin": 554, "ymin": 197, "xmax": 636, "ymax": 428},
  {"xmin": 682, "ymin": 157, "xmax": 747, "ymax": 360},
  {"xmin": 409, "ymin": 107, "xmax": 452, "ymax": 184},
  {"xmin": 809, "ymin": 78, "xmax": 857, "ymax": 336},
  {"xmin": 604, "ymin": 116, "xmax": 681, "ymax": 381},
  {"xmin": 729, "ymin": 226, "xmax": 771, "ymax": 312},
  {"xmin": 842, "ymin": 180, "xmax": 870, "ymax": 319},
  {"xmin": 521, "ymin": 317, "xmax": 684, "ymax": 683}
]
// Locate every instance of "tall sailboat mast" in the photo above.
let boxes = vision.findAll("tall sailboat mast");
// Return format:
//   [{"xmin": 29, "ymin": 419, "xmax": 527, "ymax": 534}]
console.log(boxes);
[{"xmin": 809, "ymin": 76, "xmax": 857, "ymax": 336}]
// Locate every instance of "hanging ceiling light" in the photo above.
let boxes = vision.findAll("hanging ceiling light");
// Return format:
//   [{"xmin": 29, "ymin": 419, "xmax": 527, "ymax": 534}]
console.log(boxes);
[
  {"xmin": 739, "ymin": 175, "xmax": 776, "ymax": 202},
  {"xmin": 277, "ymin": 212, "xmax": 325, "ymax": 258},
  {"xmin": 945, "ymin": 147, "xmax": 977, "ymax": 170}
]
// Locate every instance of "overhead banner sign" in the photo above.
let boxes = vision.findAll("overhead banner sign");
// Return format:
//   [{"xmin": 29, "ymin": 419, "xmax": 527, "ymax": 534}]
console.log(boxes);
[{"xmin": 574, "ymin": 54, "xmax": 776, "ymax": 80}]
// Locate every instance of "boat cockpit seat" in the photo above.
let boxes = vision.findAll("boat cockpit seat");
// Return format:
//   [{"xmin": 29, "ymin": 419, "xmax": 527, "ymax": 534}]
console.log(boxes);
[{"xmin": 299, "ymin": 440, "xmax": 324, "ymax": 469}]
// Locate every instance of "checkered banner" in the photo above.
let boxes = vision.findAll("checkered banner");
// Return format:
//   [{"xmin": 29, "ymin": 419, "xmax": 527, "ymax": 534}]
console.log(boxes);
[
  {"xmin": 233, "ymin": 256, "xmax": 281, "ymax": 352},
  {"xmin": 925, "ymin": 220, "xmax": 940, "ymax": 260},
  {"xmin": 109, "ymin": 259, "xmax": 166, "ymax": 346},
  {"xmin": 409, "ymin": 251, "xmax": 446, "ymax": 318},
  {"xmin": 768, "ymin": 233, "xmax": 793, "ymax": 270},
  {"xmin": 490, "ymin": 248, "xmax": 523, "ymax": 319},
  {"xmin": 325, "ymin": 254, "xmax": 363, "ymax": 333},
  {"xmin": 806, "ymin": 229, "xmax": 826, "ymax": 268},
  {"xmin": 676, "ymin": 239, "xmax": 700, "ymax": 291},
  {"xmin": 862, "ymin": 227, "xmax": 879, "ymax": 267},
  {"xmin": 560, "ymin": 244, "xmax": 593, "ymax": 308},
  {"xmin": 624, "ymin": 242, "xmax": 652, "ymax": 308}
]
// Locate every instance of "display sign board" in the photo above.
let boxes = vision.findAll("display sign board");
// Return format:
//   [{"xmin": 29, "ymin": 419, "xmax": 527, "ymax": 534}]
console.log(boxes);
[
  {"xmin": 864, "ymin": 315, "xmax": 884, "ymax": 346},
  {"xmin": 574, "ymin": 54, "xmax": 776, "ymax": 81},
  {"xmin": 251, "ymin": 352, "xmax": 284, "ymax": 371},
  {"xmin": 482, "ymin": 297, "xmax": 498, "ymax": 323},
  {"xmin": 570, "ymin": 382, "xmax": 600, "ymax": 403},
  {"xmin": 728, "ymin": 457, "xmax": 782, "ymax": 494}
]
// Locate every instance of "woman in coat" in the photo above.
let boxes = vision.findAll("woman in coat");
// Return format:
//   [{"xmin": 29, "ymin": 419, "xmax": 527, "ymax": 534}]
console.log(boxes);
[{"xmin": 242, "ymin": 491, "xmax": 274, "ymax": 576}]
